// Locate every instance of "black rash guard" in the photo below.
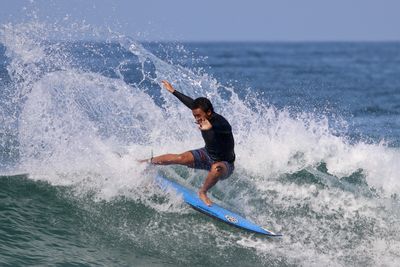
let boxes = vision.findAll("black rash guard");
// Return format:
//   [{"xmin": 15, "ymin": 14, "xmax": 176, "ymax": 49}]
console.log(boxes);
[{"xmin": 173, "ymin": 90, "xmax": 235, "ymax": 163}]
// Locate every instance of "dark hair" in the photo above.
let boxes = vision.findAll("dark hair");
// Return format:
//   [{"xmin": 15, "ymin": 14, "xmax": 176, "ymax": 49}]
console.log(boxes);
[{"xmin": 192, "ymin": 97, "xmax": 214, "ymax": 113}]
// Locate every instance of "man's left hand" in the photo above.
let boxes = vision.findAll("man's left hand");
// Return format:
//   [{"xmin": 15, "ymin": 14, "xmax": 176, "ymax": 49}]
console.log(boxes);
[{"xmin": 198, "ymin": 118, "xmax": 212, "ymax": 130}]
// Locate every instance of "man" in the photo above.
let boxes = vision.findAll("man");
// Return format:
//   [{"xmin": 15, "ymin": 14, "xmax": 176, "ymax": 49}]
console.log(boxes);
[{"xmin": 140, "ymin": 80, "xmax": 235, "ymax": 206}]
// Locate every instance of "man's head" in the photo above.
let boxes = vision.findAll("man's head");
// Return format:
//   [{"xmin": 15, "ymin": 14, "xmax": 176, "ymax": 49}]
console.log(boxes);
[{"xmin": 191, "ymin": 97, "xmax": 213, "ymax": 123}]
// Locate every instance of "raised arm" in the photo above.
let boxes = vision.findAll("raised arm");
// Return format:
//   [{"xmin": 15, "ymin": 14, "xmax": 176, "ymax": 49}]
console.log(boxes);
[{"xmin": 161, "ymin": 80, "xmax": 194, "ymax": 109}]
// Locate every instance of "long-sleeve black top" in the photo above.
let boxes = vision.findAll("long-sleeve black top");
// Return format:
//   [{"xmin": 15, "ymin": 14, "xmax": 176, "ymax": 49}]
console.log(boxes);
[{"xmin": 173, "ymin": 90, "xmax": 235, "ymax": 163}]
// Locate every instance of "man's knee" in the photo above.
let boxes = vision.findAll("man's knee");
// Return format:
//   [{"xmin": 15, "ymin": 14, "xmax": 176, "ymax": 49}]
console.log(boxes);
[
  {"xmin": 211, "ymin": 162, "xmax": 227, "ymax": 177},
  {"xmin": 176, "ymin": 152, "xmax": 193, "ymax": 165}
]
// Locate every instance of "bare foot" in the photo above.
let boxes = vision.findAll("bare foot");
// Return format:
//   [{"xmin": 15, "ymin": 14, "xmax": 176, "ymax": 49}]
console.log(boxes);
[
  {"xmin": 198, "ymin": 191, "xmax": 213, "ymax": 206},
  {"xmin": 137, "ymin": 159, "xmax": 150, "ymax": 164}
]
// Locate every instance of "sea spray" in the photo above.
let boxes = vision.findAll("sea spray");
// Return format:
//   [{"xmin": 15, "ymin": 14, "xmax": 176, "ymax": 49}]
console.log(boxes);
[{"xmin": 1, "ymin": 20, "xmax": 400, "ymax": 266}]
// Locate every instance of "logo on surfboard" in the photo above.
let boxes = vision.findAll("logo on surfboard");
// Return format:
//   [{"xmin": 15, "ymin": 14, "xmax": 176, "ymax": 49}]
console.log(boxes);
[{"xmin": 225, "ymin": 215, "xmax": 238, "ymax": 224}]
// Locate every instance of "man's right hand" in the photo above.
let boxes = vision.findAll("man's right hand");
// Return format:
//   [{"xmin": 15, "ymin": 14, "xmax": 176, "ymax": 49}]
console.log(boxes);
[{"xmin": 161, "ymin": 80, "xmax": 175, "ymax": 93}]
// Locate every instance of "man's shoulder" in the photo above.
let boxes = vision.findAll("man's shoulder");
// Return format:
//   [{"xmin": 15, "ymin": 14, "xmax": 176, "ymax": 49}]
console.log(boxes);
[
  {"xmin": 213, "ymin": 112, "xmax": 228, "ymax": 122},
  {"xmin": 212, "ymin": 113, "xmax": 232, "ymax": 130}
]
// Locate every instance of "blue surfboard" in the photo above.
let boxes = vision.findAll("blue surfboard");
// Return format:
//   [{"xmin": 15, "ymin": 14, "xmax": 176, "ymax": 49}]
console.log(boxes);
[{"xmin": 155, "ymin": 174, "xmax": 282, "ymax": 237}]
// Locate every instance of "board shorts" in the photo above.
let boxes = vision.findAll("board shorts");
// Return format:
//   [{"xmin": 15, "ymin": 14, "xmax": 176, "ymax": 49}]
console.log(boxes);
[{"xmin": 189, "ymin": 148, "xmax": 235, "ymax": 180}]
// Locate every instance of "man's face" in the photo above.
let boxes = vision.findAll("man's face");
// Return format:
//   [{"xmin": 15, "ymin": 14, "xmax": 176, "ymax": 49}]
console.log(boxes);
[{"xmin": 192, "ymin": 108, "xmax": 211, "ymax": 124}]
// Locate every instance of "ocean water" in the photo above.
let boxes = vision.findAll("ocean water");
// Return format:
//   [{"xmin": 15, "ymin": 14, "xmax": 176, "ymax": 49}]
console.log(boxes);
[{"xmin": 1, "ymin": 21, "xmax": 400, "ymax": 267}]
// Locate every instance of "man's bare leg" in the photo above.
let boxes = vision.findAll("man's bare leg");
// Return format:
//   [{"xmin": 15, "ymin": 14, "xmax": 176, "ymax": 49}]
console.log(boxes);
[
  {"xmin": 198, "ymin": 162, "xmax": 228, "ymax": 206},
  {"xmin": 139, "ymin": 151, "xmax": 194, "ymax": 167}
]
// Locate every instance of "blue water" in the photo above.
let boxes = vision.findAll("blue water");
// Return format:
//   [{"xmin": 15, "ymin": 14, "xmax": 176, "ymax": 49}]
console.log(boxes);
[{"xmin": 1, "ymin": 20, "xmax": 400, "ymax": 266}]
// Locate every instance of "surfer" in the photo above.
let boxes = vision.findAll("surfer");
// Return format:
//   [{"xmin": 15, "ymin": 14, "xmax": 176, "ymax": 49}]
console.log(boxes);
[{"xmin": 140, "ymin": 80, "xmax": 235, "ymax": 206}]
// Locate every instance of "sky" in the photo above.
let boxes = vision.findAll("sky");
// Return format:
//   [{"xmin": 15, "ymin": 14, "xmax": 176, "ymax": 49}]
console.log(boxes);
[{"xmin": 1, "ymin": 0, "xmax": 400, "ymax": 42}]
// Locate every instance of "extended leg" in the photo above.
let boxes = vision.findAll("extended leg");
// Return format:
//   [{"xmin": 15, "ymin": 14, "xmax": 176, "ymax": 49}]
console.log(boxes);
[
  {"xmin": 139, "ymin": 151, "xmax": 194, "ymax": 167},
  {"xmin": 198, "ymin": 162, "xmax": 228, "ymax": 206}
]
